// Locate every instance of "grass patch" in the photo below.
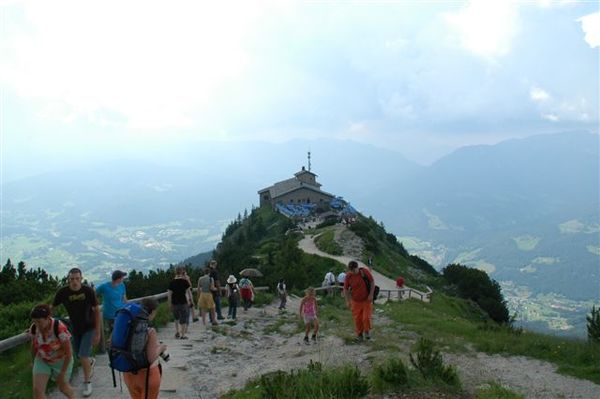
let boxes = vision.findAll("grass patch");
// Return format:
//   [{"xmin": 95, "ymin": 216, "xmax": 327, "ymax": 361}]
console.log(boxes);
[
  {"xmin": 314, "ymin": 230, "xmax": 343, "ymax": 256},
  {"xmin": 221, "ymin": 360, "xmax": 369, "ymax": 399},
  {"xmin": 263, "ymin": 318, "xmax": 288, "ymax": 335},
  {"xmin": 384, "ymin": 294, "xmax": 600, "ymax": 384},
  {"xmin": 253, "ymin": 291, "xmax": 276, "ymax": 307},
  {"xmin": 476, "ymin": 382, "xmax": 525, "ymax": 399},
  {"xmin": 0, "ymin": 345, "xmax": 34, "ymax": 399}
]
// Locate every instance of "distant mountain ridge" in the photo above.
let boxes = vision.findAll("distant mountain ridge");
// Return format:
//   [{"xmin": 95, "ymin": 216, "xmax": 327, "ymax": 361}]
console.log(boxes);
[{"xmin": 2, "ymin": 131, "xmax": 598, "ymax": 334}]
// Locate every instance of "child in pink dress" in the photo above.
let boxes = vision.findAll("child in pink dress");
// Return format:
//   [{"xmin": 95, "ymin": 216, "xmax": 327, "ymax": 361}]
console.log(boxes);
[{"xmin": 299, "ymin": 287, "xmax": 319, "ymax": 344}]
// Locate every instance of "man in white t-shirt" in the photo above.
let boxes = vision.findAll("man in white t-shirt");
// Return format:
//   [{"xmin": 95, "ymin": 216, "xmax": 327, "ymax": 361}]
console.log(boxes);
[{"xmin": 324, "ymin": 270, "xmax": 336, "ymax": 296}]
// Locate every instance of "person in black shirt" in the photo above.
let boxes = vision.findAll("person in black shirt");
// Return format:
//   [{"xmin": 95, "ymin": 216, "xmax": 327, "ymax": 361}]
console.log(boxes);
[
  {"xmin": 52, "ymin": 267, "xmax": 100, "ymax": 397},
  {"xmin": 208, "ymin": 260, "xmax": 224, "ymax": 321},
  {"xmin": 168, "ymin": 267, "xmax": 192, "ymax": 339}
]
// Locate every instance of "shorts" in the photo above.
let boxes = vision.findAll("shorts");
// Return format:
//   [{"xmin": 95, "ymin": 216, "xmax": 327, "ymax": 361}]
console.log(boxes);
[
  {"xmin": 104, "ymin": 318, "xmax": 115, "ymax": 340},
  {"xmin": 72, "ymin": 329, "xmax": 94, "ymax": 358},
  {"xmin": 303, "ymin": 315, "xmax": 318, "ymax": 325},
  {"xmin": 198, "ymin": 293, "xmax": 215, "ymax": 310},
  {"xmin": 172, "ymin": 303, "xmax": 190, "ymax": 325},
  {"xmin": 33, "ymin": 356, "xmax": 73, "ymax": 381}
]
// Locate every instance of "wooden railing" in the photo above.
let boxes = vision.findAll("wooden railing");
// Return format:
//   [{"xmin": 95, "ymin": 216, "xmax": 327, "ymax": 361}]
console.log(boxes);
[
  {"xmin": 0, "ymin": 286, "xmax": 270, "ymax": 354},
  {"xmin": 314, "ymin": 285, "xmax": 433, "ymax": 301},
  {"xmin": 378, "ymin": 286, "xmax": 433, "ymax": 301}
]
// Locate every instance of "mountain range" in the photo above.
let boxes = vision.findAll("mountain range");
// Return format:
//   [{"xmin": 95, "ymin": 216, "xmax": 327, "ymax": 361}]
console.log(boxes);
[{"xmin": 1, "ymin": 131, "xmax": 598, "ymax": 334}]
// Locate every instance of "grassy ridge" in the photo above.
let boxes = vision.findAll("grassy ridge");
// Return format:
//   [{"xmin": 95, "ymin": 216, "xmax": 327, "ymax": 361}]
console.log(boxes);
[
  {"xmin": 314, "ymin": 230, "xmax": 343, "ymax": 255},
  {"xmin": 384, "ymin": 295, "xmax": 600, "ymax": 384}
]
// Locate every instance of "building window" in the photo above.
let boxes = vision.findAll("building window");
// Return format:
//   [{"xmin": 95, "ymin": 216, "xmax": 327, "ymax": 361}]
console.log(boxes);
[
  {"xmin": 263, "ymin": 195, "xmax": 269, "ymax": 201},
  {"xmin": 290, "ymin": 199, "xmax": 294, "ymax": 203}
]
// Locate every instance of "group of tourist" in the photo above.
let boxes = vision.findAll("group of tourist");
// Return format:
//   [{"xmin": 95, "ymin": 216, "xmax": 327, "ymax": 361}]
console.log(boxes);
[{"xmin": 29, "ymin": 258, "xmax": 376, "ymax": 398}]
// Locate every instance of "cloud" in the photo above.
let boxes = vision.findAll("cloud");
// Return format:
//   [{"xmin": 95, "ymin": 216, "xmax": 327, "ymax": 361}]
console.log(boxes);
[
  {"xmin": 445, "ymin": 0, "xmax": 519, "ymax": 60},
  {"xmin": 530, "ymin": 87, "xmax": 551, "ymax": 102},
  {"xmin": 0, "ymin": 0, "xmax": 597, "ymax": 167},
  {"xmin": 542, "ymin": 113, "xmax": 559, "ymax": 122},
  {"xmin": 0, "ymin": 1, "xmax": 267, "ymax": 130},
  {"xmin": 578, "ymin": 12, "xmax": 600, "ymax": 48}
]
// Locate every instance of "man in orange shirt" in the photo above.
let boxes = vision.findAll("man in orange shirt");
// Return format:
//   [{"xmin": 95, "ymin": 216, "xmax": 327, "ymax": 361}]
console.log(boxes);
[{"xmin": 343, "ymin": 260, "xmax": 375, "ymax": 342}]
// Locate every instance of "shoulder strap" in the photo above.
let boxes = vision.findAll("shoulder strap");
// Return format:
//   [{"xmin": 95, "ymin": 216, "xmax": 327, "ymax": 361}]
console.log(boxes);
[
  {"xmin": 53, "ymin": 318, "xmax": 60, "ymax": 337},
  {"xmin": 359, "ymin": 269, "xmax": 371, "ymax": 291},
  {"xmin": 30, "ymin": 318, "xmax": 61, "ymax": 337}
]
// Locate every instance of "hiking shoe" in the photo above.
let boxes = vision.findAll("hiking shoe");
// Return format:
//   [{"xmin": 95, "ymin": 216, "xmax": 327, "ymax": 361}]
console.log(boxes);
[
  {"xmin": 364, "ymin": 332, "xmax": 371, "ymax": 340},
  {"xmin": 353, "ymin": 334, "xmax": 364, "ymax": 343},
  {"xmin": 303, "ymin": 336, "xmax": 310, "ymax": 345},
  {"xmin": 192, "ymin": 317, "xmax": 199, "ymax": 323},
  {"xmin": 211, "ymin": 322, "xmax": 219, "ymax": 326},
  {"xmin": 180, "ymin": 335, "xmax": 188, "ymax": 340},
  {"xmin": 82, "ymin": 382, "xmax": 92, "ymax": 397},
  {"xmin": 311, "ymin": 334, "xmax": 317, "ymax": 342},
  {"xmin": 175, "ymin": 332, "xmax": 181, "ymax": 339}
]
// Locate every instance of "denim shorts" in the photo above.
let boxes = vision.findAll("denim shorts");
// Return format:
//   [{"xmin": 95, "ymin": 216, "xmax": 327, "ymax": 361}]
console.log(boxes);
[
  {"xmin": 172, "ymin": 303, "xmax": 190, "ymax": 325},
  {"xmin": 72, "ymin": 329, "xmax": 94, "ymax": 358},
  {"xmin": 33, "ymin": 356, "xmax": 73, "ymax": 381}
]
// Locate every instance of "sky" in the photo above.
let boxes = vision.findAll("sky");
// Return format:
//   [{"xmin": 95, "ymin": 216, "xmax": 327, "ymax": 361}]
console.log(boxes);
[{"xmin": 0, "ymin": 0, "xmax": 598, "ymax": 180}]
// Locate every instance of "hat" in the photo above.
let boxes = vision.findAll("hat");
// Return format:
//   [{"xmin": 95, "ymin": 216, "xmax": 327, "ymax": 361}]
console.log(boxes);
[
  {"xmin": 227, "ymin": 275, "xmax": 237, "ymax": 284},
  {"xmin": 112, "ymin": 270, "xmax": 127, "ymax": 281},
  {"xmin": 30, "ymin": 305, "xmax": 50, "ymax": 319}
]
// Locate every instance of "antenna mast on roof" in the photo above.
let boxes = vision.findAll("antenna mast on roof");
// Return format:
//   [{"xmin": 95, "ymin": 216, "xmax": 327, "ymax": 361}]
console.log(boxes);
[{"xmin": 307, "ymin": 150, "xmax": 311, "ymax": 172}]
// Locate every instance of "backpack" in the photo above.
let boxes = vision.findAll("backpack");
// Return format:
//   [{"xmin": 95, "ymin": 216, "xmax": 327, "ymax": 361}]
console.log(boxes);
[
  {"xmin": 228, "ymin": 283, "xmax": 239, "ymax": 298},
  {"xmin": 239, "ymin": 278, "xmax": 251, "ymax": 288},
  {"xmin": 359, "ymin": 268, "xmax": 380, "ymax": 303},
  {"xmin": 109, "ymin": 303, "xmax": 151, "ymax": 395},
  {"xmin": 277, "ymin": 282, "xmax": 286, "ymax": 294}
]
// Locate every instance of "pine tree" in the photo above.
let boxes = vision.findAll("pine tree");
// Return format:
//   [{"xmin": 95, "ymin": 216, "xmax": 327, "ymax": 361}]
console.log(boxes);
[{"xmin": 587, "ymin": 306, "xmax": 600, "ymax": 344}]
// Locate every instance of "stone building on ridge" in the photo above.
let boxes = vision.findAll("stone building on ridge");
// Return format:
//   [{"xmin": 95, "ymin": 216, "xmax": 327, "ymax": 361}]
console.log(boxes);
[{"xmin": 258, "ymin": 166, "xmax": 336, "ymax": 208}]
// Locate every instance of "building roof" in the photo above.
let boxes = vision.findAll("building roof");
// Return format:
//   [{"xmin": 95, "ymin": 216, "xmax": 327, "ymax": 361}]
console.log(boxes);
[
  {"xmin": 258, "ymin": 176, "xmax": 334, "ymax": 199},
  {"xmin": 294, "ymin": 169, "xmax": 317, "ymax": 178},
  {"xmin": 275, "ymin": 184, "xmax": 335, "ymax": 199}
]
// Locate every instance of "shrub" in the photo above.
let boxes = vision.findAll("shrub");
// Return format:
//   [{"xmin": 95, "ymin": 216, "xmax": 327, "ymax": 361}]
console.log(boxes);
[
  {"xmin": 409, "ymin": 338, "xmax": 460, "ymax": 387},
  {"xmin": 442, "ymin": 263, "xmax": 509, "ymax": 324},
  {"xmin": 233, "ymin": 360, "xmax": 369, "ymax": 399},
  {"xmin": 371, "ymin": 357, "xmax": 409, "ymax": 393}
]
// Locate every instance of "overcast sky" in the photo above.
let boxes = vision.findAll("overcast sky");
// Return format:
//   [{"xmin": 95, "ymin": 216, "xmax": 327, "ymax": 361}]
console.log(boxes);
[{"xmin": 1, "ymin": 0, "xmax": 598, "ymax": 180}]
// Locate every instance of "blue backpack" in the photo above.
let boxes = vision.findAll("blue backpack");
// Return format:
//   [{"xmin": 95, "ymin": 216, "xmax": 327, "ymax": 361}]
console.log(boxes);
[{"xmin": 109, "ymin": 303, "xmax": 151, "ymax": 382}]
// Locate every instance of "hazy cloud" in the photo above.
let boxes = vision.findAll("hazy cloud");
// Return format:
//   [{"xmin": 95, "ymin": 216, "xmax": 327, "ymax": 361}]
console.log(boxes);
[
  {"xmin": 444, "ymin": 0, "xmax": 518, "ymax": 60},
  {"xmin": 530, "ymin": 87, "xmax": 551, "ymax": 102},
  {"xmin": 0, "ymin": 0, "xmax": 598, "ymax": 170},
  {"xmin": 578, "ymin": 12, "xmax": 600, "ymax": 48}
]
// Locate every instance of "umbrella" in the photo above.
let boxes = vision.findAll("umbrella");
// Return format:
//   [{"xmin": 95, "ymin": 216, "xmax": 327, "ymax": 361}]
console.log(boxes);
[{"xmin": 239, "ymin": 268, "xmax": 263, "ymax": 277}]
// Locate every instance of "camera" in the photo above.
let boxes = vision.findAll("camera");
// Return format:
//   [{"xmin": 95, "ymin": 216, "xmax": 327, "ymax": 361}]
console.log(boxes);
[
  {"xmin": 158, "ymin": 341, "xmax": 170, "ymax": 362},
  {"xmin": 159, "ymin": 351, "xmax": 170, "ymax": 362}
]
